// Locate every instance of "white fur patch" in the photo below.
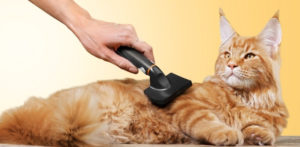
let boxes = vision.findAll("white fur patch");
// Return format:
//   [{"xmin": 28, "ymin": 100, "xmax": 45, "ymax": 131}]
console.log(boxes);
[
  {"xmin": 223, "ymin": 66, "xmax": 254, "ymax": 89},
  {"xmin": 242, "ymin": 90, "xmax": 277, "ymax": 109}
]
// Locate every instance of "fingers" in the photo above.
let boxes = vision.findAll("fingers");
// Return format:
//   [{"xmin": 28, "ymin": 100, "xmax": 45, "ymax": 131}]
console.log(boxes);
[
  {"xmin": 119, "ymin": 39, "xmax": 155, "ymax": 63},
  {"xmin": 131, "ymin": 41, "xmax": 155, "ymax": 63},
  {"xmin": 115, "ymin": 24, "xmax": 155, "ymax": 63},
  {"xmin": 98, "ymin": 47, "xmax": 138, "ymax": 74},
  {"xmin": 117, "ymin": 39, "xmax": 155, "ymax": 63}
]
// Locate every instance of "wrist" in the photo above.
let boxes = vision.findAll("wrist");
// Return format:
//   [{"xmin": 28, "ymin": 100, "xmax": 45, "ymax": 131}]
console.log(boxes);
[{"xmin": 61, "ymin": 1, "xmax": 93, "ymax": 32}]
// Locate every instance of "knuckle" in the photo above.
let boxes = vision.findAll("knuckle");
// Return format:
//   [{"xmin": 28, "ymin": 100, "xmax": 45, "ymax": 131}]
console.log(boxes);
[
  {"xmin": 143, "ymin": 44, "xmax": 153, "ymax": 52},
  {"xmin": 117, "ymin": 60, "xmax": 128, "ymax": 69},
  {"xmin": 119, "ymin": 25, "xmax": 137, "ymax": 43},
  {"xmin": 139, "ymin": 40, "xmax": 146, "ymax": 44},
  {"xmin": 147, "ymin": 46, "xmax": 153, "ymax": 52},
  {"xmin": 101, "ymin": 54, "xmax": 109, "ymax": 61},
  {"xmin": 125, "ymin": 24, "xmax": 135, "ymax": 31},
  {"xmin": 98, "ymin": 50, "xmax": 110, "ymax": 60},
  {"xmin": 121, "ymin": 30, "xmax": 133, "ymax": 40}
]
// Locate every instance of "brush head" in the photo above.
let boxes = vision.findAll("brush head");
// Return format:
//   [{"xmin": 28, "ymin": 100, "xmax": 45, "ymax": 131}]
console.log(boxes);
[{"xmin": 144, "ymin": 73, "xmax": 192, "ymax": 107}]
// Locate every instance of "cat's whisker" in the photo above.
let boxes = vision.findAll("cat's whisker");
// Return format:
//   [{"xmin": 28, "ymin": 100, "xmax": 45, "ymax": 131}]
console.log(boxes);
[{"xmin": 235, "ymin": 70, "xmax": 256, "ymax": 78}]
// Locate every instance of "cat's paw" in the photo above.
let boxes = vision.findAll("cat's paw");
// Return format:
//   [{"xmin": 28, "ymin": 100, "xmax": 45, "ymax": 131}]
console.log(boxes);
[
  {"xmin": 207, "ymin": 127, "xmax": 244, "ymax": 146},
  {"xmin": 243, "ymin": 125, "xmax": 275, "ymax": 145}
]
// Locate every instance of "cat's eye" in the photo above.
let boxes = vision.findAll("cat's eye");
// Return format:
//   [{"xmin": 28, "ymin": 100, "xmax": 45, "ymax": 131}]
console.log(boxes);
[
  {"xmin": 224, "ymin": 52, "xmax": 231, "ymax": 59},
  {"xmin": 244, "ymin": 53, "xmax": 256, "ymax": 59}
]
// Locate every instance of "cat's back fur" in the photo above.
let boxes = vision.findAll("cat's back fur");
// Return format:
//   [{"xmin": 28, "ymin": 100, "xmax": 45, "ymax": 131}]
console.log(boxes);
[{"xmin": 0, "ymin": 79, "xmax": 192, "ymax": 146}]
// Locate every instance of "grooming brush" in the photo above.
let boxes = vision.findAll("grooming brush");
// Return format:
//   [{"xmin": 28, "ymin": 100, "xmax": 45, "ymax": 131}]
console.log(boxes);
[{"xmin": 117, "ymin": 46, "xmax": 192, "ymax": 107}]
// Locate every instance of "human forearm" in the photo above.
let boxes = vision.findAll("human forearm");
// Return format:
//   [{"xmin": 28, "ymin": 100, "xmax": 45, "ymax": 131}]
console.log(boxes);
[{"xmin": 29, "ymin": 0, "xmax": 91, "ymax": 28}]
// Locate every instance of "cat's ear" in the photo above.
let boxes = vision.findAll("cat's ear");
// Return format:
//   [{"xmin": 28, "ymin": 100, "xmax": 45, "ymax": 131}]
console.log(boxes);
[
  {"xmin": 258, "ymin": 11, "xmax": 281, "ymax": 58},
  {"xmin": 219, "ymin": 8, "xmax": 236, "ymax": 44}
]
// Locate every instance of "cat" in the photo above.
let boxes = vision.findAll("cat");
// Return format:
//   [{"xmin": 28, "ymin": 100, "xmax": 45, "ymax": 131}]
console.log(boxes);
[{"xmin": 0, "ymin": 9, "xmax": 288, "ymax": 146}]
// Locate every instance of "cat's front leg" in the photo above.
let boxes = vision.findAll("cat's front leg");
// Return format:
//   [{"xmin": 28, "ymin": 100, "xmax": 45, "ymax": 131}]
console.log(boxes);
[
  {"xmin": 175, "ymin": 110, "xmax": 244, "ymax": 145},
  {"xmin": 242, "ymin": 125, "xmax": 275, "ymax": 145},
  {"xmin": 194, "ymin": 120, "xmax": 244, "ymax": 146}
]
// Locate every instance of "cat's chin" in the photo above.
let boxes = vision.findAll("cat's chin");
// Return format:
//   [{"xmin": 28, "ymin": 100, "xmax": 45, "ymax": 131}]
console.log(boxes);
[{"xmin": 225, "ymin": 75, "xmax": 254, "ymax": 90}]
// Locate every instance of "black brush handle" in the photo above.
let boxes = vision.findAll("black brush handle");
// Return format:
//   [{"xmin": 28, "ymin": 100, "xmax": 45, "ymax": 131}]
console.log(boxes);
[
  {"xmin": 116, "ymin": 46, "xmax": 153, "ymax": 74},
  {"xmin": 116, "ymin": 46, "xmax": 170, "ymax": 89}
]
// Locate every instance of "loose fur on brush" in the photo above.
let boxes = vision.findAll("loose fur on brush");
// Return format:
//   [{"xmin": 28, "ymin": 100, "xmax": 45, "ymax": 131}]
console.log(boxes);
[{"xmin": 0, "ymin": 9, "xmax": 288, "ymax": 146}]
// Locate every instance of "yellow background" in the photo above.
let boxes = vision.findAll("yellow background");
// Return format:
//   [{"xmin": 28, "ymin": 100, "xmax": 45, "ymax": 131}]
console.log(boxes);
[{"xmin": 0, "ymin": 0, "xmax": 299, "ymax": 135}]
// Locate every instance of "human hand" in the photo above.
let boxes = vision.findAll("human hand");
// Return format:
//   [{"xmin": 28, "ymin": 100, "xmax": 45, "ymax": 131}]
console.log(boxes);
[
  {"xmin": 69, "ymin": 18, "xmax": 154, "ymax": 74},
  {"xmin": 29, "ymin": 0, "xmax": 154, "ymax": 73}
]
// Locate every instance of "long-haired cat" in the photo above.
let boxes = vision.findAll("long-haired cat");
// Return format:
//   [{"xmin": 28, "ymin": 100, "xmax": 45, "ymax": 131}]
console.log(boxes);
[{"xmin": 0, "ymin": 9, "xmax": 288, "ymax": 146}]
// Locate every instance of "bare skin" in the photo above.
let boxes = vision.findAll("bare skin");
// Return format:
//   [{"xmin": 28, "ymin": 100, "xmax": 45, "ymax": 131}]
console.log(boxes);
[{"xmin": 29, "ymin": 0, "xmax": 154, "ymax": 73}]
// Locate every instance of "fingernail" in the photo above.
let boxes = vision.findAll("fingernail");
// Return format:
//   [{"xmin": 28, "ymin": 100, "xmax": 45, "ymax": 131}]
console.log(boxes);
[{"xmin": 129, "ymin": 67, "xmax": 138, "ymax": 73}]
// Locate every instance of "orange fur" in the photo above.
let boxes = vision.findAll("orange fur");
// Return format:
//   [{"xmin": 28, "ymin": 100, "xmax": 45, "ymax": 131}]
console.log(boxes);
[{"xmin": 0, "ymin": 10, "xmax": 288, "ymax": 146}]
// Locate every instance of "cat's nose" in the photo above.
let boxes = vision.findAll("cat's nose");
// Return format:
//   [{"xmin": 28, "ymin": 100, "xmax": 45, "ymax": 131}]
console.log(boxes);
[{"xmin": 228, "ymin": 63, "xmax": 238, "ymax": 70}]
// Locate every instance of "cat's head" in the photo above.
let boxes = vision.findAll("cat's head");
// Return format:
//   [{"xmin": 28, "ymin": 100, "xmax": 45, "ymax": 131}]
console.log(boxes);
[{"xmin": 215, "ymin": 9, "xmax": 281, "ymax": 90}]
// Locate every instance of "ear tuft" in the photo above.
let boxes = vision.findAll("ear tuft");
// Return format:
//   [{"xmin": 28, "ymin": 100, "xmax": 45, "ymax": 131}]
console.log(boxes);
[
  {"xmin": 219, "ymin": 8, "xmax": 225, "ymax": 17},
  {"xmin": 259, "ymin": 11, "xmax": 281, "ymax": 58},
  {"xmin": 272, "ymin": 10, "xmax": 279, "ymax": 19},
  {"xmin": 219, "ymin": 9, "xmax": 236, "ymax": 44}
]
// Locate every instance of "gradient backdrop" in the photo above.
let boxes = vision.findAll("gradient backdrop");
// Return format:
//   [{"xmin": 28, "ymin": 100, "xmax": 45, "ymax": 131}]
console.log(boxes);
[{"xmin": 0, "ymin": 0, "xmax": 299, "ymax": 135}]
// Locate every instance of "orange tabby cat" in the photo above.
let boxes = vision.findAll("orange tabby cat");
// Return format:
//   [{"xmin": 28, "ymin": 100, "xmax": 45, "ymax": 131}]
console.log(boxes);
[{"xmin": 0, "ymin": 9, "xmax": 288, "ymax": 146}]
